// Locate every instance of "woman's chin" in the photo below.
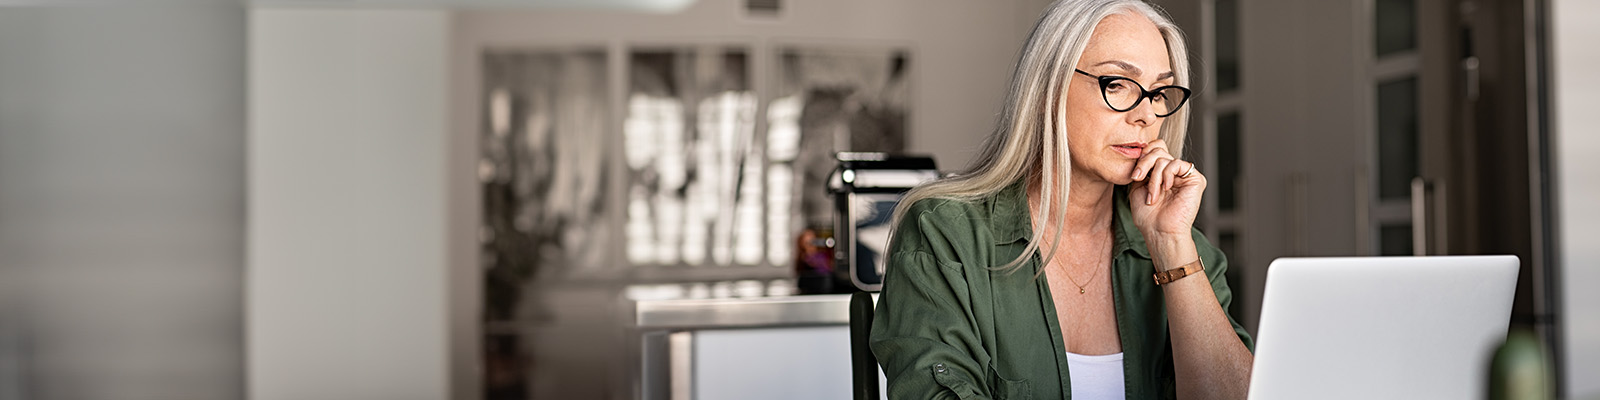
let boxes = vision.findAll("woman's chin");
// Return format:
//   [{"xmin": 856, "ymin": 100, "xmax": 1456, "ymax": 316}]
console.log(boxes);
[
  {"xmin": 1105, "ymin": 173, "xmax": 1137, "ymax": 186},
  {"xmin": 1083, "ymin": 176, "xmax": 1136, "ymax": 187},
  {"xmin": 1068, "ymin": 166, "xmax": 1136, "ymax": 186}
]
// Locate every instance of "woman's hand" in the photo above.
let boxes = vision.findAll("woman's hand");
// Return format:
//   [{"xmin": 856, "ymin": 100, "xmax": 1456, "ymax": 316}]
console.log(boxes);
[{"xmin": 1127, "ymin": 139, "xmax": 1206, "ymax": 237}]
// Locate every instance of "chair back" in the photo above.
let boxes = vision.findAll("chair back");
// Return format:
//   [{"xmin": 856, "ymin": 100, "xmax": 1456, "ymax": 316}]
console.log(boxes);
[{"xmin": 849, "ymin": 291, "xmax": 880, "ymax": 400}]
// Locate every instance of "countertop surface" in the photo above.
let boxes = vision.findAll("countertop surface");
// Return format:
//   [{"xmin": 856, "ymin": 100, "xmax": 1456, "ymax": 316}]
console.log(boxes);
[{"xmin": 634, "ymin": 293, "xmax": 877, "ymax": 329}]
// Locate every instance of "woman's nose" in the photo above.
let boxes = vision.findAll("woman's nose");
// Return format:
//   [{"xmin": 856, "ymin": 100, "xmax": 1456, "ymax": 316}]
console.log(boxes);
[{"xmin": 1125, "ymin": 98, "xmax": 1158, "ymax": 127}]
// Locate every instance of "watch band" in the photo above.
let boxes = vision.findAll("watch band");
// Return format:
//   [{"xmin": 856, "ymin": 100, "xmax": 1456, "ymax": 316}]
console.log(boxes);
[{"xmin": 1152, "ymin": 258, "xmax": 1205, "ymax": 285}]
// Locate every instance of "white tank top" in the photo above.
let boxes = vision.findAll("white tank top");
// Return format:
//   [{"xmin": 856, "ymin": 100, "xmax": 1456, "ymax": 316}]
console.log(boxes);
[{"xmin": 1065, "ymin": 351, "xmax": 1126, "ymax": 400}]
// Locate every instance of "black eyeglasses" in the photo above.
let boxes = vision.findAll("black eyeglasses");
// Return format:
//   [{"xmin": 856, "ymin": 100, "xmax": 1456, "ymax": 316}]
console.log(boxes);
[{"xmin": 1073, "ymin": 69, "xmax": 1191, "ymax": 118}]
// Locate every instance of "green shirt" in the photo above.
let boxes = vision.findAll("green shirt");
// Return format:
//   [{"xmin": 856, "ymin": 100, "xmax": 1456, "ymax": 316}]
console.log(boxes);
[{"xmin": 870, "ymin": 181, "xmax": 1254, "ymax": 399}]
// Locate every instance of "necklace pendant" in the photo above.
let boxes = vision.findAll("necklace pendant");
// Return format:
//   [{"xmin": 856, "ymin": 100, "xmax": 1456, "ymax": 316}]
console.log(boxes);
[{"xmin": 1079, "ymin": 288, "xmax": 1086, "ymax": 294}]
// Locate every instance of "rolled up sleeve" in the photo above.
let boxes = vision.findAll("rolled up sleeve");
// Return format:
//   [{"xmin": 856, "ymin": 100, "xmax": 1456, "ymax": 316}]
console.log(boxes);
[{"xmin": 870, "ymin": 205, "xmax": 1001, "ymax": 400}]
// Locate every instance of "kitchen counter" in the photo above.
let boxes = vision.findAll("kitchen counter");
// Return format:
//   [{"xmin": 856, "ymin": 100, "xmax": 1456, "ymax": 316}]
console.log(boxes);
[
  {"xmin": 632, "ymin": 293, "xmax": 883, "ymax": 400},
  {"xmin": 634, "ymin": 293, "xmax": 871, "ymax": 329}
]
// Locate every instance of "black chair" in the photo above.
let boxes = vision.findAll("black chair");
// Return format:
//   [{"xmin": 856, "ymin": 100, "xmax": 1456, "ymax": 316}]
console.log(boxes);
[{"xmin": 850, "ymin": 291, "xmax": 880, "ymax": 400}]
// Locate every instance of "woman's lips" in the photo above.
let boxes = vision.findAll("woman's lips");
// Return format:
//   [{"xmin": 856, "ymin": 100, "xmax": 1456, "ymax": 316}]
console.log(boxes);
[{"xmin": 1112, "ymin": 143, "xmax": 1145, "ymax": 159}]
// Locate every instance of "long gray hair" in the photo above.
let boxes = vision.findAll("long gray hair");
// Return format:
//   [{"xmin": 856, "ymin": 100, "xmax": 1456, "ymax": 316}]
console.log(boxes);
[{"xmin": 889, "ymin": 0, "xmax": 1191, "ymax": 273}]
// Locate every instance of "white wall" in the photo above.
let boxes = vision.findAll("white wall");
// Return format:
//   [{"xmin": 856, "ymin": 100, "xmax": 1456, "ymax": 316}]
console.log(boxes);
[
  {"xmin": 1551, "ymin": 0, "xmax": 1600, "ymax": 397},
  {"xmin": 0, "ymin": 3, "xmax": 246, "ymax": 399},
  {"xmin": 247, "ymin": 9, "xmax": 451, "ymax": 400}
]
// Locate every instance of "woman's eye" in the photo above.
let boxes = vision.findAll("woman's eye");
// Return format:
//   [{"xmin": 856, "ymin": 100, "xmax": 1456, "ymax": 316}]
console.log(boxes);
[
  {"xmin": 1151, "ymin": 93, "xmax": 1167, "ymax": 102},
  {"xmin": 1106, "ymin": 81, "xmax": 1129, "ymax": 92}
]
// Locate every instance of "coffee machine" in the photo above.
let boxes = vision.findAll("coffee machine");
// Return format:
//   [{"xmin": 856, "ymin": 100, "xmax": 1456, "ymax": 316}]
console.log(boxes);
[{"xmin": 828, "ymin": 152, "xmax": 939, "ymax": 292}]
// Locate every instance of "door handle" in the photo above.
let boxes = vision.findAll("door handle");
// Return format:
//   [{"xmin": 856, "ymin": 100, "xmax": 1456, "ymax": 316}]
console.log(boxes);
[
  {"xmin": 1411, "ymin": 177, "xmax": 1428, "ymax": 256},
  {"xmin": 1409, "ymin": 177, "xmax": 1446, "ymax": 256}
]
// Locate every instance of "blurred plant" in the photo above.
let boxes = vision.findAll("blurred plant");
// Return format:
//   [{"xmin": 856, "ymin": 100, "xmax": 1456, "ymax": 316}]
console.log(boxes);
[{"xmin": 1489, "ymin": 328, "xmax": 1552, "ymax": 400}]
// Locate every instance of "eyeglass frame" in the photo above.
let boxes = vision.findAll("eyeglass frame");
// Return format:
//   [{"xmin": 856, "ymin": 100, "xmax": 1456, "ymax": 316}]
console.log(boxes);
[{"xmin": 1072, "ymin": 69, "xmax": 1192, "ymax": 118}]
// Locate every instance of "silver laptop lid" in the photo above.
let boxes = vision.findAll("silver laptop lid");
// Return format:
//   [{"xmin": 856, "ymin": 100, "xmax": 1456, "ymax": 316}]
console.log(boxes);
[{"xmin": 1248, "ymin": 256, "xmax": 1519, "ymax": 400}]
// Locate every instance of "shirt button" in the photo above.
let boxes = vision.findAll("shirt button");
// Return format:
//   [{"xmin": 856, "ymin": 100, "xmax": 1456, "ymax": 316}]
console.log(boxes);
[{"xmin": 933, "ymin": 363, "xmax": 947, "ymax": 373}]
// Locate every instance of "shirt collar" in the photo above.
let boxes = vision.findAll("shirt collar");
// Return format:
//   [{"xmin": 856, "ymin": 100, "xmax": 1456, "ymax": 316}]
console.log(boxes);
[
  {"xmin": 989, "ymin": 180, "xmax": 1032, "ymax": 245},
  {"xmin": 989, "ymin": 180, "xmax": 1151, "ymax": 260}
]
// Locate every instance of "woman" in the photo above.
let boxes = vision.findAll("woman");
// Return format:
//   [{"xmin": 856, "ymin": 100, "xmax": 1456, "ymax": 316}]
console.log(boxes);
[{"xmin": 869, "ymin": 1, "xmax": 1254, "ymax": 399}]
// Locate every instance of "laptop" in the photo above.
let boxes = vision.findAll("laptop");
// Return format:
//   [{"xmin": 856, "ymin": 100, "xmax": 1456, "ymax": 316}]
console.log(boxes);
[{"xmin": 1247, "ymin": 256, "xmax": 1519, "ymax": 400}]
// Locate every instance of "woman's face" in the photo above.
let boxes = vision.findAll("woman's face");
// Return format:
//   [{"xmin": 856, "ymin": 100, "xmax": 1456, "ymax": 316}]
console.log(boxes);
[{"xmin": 1063, "ymin": 12, "xmax": 1174, "ymax": 186}]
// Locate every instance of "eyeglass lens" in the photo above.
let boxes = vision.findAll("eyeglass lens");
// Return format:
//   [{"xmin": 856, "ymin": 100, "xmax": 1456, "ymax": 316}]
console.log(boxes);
[{"xmin": 1102, "ymin": 77, "xmax": 1189, "ymax": 116}]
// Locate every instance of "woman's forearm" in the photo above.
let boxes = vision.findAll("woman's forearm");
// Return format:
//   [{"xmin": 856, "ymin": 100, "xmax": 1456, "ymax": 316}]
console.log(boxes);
[{"xmin": 1147, "ymin": 234, "xmax": 1254, "ymax": 400}]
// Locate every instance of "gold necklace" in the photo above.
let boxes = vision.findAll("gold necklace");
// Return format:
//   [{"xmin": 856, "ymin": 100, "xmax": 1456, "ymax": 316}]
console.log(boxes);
[
  {"xmin": 1029, "ymin": 192, "xmax": 1109, "ymax": 294},
  {"xmin": 1053, "ymin": 254, "xmax": 1102, "ymax": 294},
  {"xmin": 1051, "ymin": 229, "xmax": 1113, "ymax": 294}
]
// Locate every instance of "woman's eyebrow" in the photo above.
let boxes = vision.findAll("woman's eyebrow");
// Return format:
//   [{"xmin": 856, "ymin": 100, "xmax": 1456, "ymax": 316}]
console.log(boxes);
[
  {"xmin": 1092, "ymin": 59, "xmax": 1175, "ymax": 81},
  {"xmin": 1092, "ymin": 60, "xmax": 1142, "ymax": 76}
]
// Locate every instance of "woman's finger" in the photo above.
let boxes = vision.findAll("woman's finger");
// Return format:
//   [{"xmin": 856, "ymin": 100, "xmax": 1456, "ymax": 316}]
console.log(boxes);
[
  {"xmin": 1144, "ymin": 139, "xmax": 1169, "ymax": 155},
  {"xmin": 1131, "ymin": 140, "xmax": 1171, "ymax": 181},
  {"xmin": 1163, "ymin": 159, "xmax": 1191, "ymax": 193},
  {"xmin": 1147, "ymin": 157, "xmax": 1170, "ymax": 205},
  {"xmin": 1133, "ymin": 150, "xmax": 1173, "ymax": 182}
]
